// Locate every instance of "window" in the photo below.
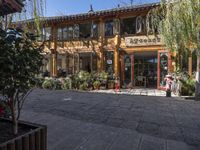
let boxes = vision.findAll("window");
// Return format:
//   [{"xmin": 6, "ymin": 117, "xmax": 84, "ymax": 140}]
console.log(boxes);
[
  {"xmin": 121, "ymin": 17, "xmax": 136, "ymax": 35},
  {"xmin": 91, "ymin": 23, "xmax": 98, "ymax": 38},
  {"xmin": 74, "ymin": 24, "xmax": 79, "ymax": 38},
  {"xmin": 105, "ymin": 20, "xmax": 114, "ymax": 36},
  {"xmin": 68, "ymin": 26, "xmax": 74, "ymax": 39},
  {"xmin": 105, "ymin": 51, "xmax": 114, "ymax": 75},
  {"xmin": 62, "ymin": 25, "xmax": 79, "ymax": 40},
  {"xmin": 63, "ymin": 27, "xmax": 68, "ymax": 40},
  {"xmin": 79, "ymin": 23, "xmax": 91, "ymax": 38},
  {"xmin": 136, "ymin": 16, "xmax": 146, "ymax": 33},
  {"xmin": 37, "ymin": 27, "xmax": 51, "ymax": 41},
  {"xmin": 57, "ymin": 28, "xmax": 63, "ymax": 40},
  {"xmin": 45, "ymin": 27, "xmax": 51, "ymax": 40}
]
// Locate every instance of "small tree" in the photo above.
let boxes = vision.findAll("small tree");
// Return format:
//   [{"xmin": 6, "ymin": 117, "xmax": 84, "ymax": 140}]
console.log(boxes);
[
  {"xmin": 0, "ymin": 27, "xmax": 43, "ymax": 135},
  {"xmin": 147, "ymin": 0, "xmax": 200, "ymax": 99}
]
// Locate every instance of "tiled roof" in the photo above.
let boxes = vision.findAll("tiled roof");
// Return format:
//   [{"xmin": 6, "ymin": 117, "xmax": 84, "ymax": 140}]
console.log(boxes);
[
  {"xmin": 17, "ymin": 2, "xmax": 159, "ymax": 24},
  {"xmin": 0, "ymin": 0, "xmax": 24, "ymax": 16}
]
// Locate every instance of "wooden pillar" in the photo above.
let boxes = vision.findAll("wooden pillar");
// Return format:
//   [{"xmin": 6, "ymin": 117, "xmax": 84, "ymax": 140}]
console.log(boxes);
[
  {"xmin": 90, "ymin": 52, "xmax": 93, "ymax": 72},
  {"xmin": 114, "ymin": 18, "xmax": 121, "ymax": 77},
  {"xmin": 188, "ymin": 51, "xmax": 192, "ymax": 76},
  {"xmin": 50, "ymin": 49, "xmax": 57, "ymax": 77},
  {"xmin": 51, "ymin": 25, "xmax": 58, "ymax": 77},
  {"xmin": 131, "ymin": 54, "xmax": 134, "ymax": 86},
  {"xmin": 73, "ymin": 53, "xmax": 75, "ymax": 74},
  {"xmin": 77, "ymin": 53, "xmax": 80, "ymax": 73},
  {"xmin": 52, "ymin": 52, "xmax": 57, "ymax": 77},
  {"xmin": 168, "ymin": 52, "xmax": 173, "ymax": 73},
  {"xmin": 50, "ymin": 53, "xmax": 53, "ymax": 77},
  {"xmin": 66, "ymin": 52, "xmax": 69, "ymax": 75},
  {"xmin": 157, "ymin": 51, "xmax": 161, "ymax": 89},
  {"xmin": 98, "ymin": 18, "xmax": 105, "ymax": 71},
  {"xmin": 121, "ymin": 53, "xmax": 125, "ymax": 85},
  {"xmin": 114, "ymin": 45, "xmax": 120, "ymax": 77}
]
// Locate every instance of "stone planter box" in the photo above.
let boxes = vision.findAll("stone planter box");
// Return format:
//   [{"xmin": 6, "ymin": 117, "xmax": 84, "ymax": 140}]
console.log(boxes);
[{"xmin": 0, "ymin": 118, "xmax": 47, "ymax": 150}]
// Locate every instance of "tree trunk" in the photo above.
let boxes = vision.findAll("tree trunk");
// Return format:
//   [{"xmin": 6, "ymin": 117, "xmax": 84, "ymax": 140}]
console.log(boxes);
[
  {"xmin": 195, "ymin": 52, "xmax": 200, "ymax": 100},
  {"xmin": 11, "ymin": 97, "xmax": 18, "ymax": 135}
]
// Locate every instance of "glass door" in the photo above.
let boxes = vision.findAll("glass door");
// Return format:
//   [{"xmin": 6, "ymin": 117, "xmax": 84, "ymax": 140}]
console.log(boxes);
[
  {"xmin": 157, "ymin": 51, "xmax": 169, "ymax": 89},
  {"xmin": 124, "ymin": 55, "xmax": 132, "ymax": 85}
]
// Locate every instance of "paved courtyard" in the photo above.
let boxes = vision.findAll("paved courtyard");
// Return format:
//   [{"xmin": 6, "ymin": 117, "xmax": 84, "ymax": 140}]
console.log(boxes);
[
  {"xmin": 21, "ymin": 89, "xmax": 200, "ymax": 150},
  {"xmin": 91, "ymin": 88, "xmax": 178, "ymax": 97}
]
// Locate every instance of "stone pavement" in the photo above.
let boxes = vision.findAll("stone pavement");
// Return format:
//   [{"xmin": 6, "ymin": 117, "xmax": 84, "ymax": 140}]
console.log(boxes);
[
  {"xmin": 91, "ymin": 88, "xmax": 177, "ymax": 97},
  {"xmin": 20, "ymin": 89, "xmax": 200, "ymax": 150}
]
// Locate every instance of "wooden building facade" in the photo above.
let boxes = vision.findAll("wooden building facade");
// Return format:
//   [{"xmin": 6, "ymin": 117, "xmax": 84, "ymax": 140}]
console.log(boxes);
[{"xmin": 20, "ymin": 2, "xmax": 182, "ymax": 89}]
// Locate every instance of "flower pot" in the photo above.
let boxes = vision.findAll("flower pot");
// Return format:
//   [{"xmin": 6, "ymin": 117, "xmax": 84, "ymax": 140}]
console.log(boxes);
[
  {"xmin": 107, "ymin": 82, "xmax": 115, "ymax": 89},
  {"xmin": 0, "ymin": 118, "xmax": 47, "ymax": 150}
]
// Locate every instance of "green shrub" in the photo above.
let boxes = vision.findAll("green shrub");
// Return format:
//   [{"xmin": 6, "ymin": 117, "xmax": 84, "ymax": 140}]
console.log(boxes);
[
  {"xmin": 93, "ymin": 80, "xmax": 101, "ymax": 89},
  {"xmin": 71, "ymin": 74, "xmax": 80, "ymax": 89},
  {"xmin": 61, "ymin": 78, "xmax": 71, "ymax": 90},
  {"xmin": 42, "ymin": 79, "xmax": 54, "ymax": 89},
  {"xmin": 53, "ymin": 79, "xmax": 62, "ymax": 90},
  {"xmin": 181, "ymin": 78, "xmax": 195, "ymax": 96},
  {"xmin": 78, "ymin": 71, "xmax": 90, "ymax": 83},
  {"xmin": 79, "ymin": 82, "xmax": 88, "ymax": 90},
  {"xmin": 34, "ymin": 77, "xmax": 45, "ymax": 88}
]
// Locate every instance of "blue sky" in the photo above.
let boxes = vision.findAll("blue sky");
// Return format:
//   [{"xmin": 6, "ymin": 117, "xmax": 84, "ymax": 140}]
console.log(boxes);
[{"xmin": 45, "ymin": 0, "xmax": 159, "ymax": 17}]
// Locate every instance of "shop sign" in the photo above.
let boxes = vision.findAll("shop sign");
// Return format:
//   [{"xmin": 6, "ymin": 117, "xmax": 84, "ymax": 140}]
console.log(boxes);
[
  {"xmin": 107, "ymin": 60, "xmax": 112, "ymax": 65},
  {"xmin": 125, "ymin": 35, "xmax": 163, "ymax": 47}
]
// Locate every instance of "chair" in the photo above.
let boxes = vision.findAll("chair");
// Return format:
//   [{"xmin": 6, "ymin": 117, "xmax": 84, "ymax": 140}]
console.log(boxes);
[{"xmin": 136, "ymin": 76, "xmax": 147, "ymax": 87}]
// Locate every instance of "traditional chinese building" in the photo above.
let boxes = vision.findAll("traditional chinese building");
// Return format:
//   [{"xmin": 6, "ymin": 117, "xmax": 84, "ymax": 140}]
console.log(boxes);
[
  {"xmin": 0, "ymin": 0, "xmax": 24, "ymax": 16},
  {"xmin": 16, "ymin": 2, "xmax": 194, "ymax": 89}
]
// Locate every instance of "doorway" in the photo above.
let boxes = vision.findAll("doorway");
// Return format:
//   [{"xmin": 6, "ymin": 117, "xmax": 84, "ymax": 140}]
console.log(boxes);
[
  {"xmin": 134, "ymin": 51, "xmax": 157, "ymax": 88},
  {"xmin": 123, "ymin": 51, "xmax": 158, "ymax": 88}
]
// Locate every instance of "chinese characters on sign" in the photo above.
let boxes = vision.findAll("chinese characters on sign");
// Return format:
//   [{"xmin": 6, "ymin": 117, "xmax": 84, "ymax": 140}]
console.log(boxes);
[{"xmin": 125, "ymin": 35, "xmax": 163, "ymax": 47}]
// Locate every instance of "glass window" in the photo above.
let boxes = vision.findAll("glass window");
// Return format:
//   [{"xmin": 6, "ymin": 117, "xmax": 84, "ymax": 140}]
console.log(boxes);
[
  {"xmin": 68, "ymin": 26, "xmax": 74, "ymax": 39},
  {"xmin": 121, "ymin": 17, "xmax": 136, "ymax": 35},
  {"xmin": 136, "ymin": 16, "xmax": 146, "ymax": 33},
  {"xmin": 57, "ymin": 28, "xmax": 63, "ymax": 40},
  {"xmin": 91, "ymin": 23, "xmax": 98, "ymax": 38},
  {"xmin": 79, "ymin": 23, "xmax": 91, "ymax": 38},
  {"xmin": 45, "ymin": 27, "xmax": 51, "ymax": 40},
  {"xmin": 105, "ymin": 51, "xmax": 114, "ymax": 75},
  {"xmin": 74, "ymin": 24, "xmax": 79, "ymax": 38},
  {"xmin": 105, "ymin": 20, "xmax": 114, "ymax": 36},
  {"xmin": 63, "ymin": 27, "xmax": 68, "ymax": 40}
]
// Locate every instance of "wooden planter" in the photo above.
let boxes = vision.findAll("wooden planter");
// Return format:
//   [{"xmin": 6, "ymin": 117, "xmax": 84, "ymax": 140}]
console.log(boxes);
[
  {"xmin": 0, "ymin": 118, "xmax": 47, "ymax": 150},
  {"xmin": 107, "ymin": 82, "xmax": 115, "ymax": 89}
]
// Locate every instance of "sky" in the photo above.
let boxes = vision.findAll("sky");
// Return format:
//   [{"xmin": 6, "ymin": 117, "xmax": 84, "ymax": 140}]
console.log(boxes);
[{"xmin": 44, "ymin": 0, "xmax": 159, "ymax": 17}]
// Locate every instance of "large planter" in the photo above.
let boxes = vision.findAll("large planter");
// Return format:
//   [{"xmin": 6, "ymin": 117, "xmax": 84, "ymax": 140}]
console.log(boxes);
[
  {"xmin": 107, "ymin": 82, "xmax": 115, "ymax": 89},
  {"xmin": 0, "ymin": 118, "xmax": 47, "ymax": 150}
]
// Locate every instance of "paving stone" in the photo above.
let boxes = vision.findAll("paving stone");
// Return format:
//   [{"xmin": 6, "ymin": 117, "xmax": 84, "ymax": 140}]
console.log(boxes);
[
  {"xmin": 159, "ymin": 126, "xmax": 184, "ymax": 141},
  {"xmin": 109, "ymin": 129, "xmax": 141, "ymax": 150},
  {"xmin": 76, "ymin": 126, "xmax": 119, "ymax": 150},
  {"xmin": 167, "ymin": 140, "xmax": 190, "ymax": 150},
  {"xmin": 139, "ymin": 135, "xmax": 166, "ymax": 150},
  {"xmin": 20, "ymin": 89, "xmax": 200, "ymax": 150},
  {"xmin": 121, "ymin": 120, "xmax": 139, "ymax": 130},
  {"xmin": 136, "ymin": 121, "xmax": 160, "ymax": 137}
]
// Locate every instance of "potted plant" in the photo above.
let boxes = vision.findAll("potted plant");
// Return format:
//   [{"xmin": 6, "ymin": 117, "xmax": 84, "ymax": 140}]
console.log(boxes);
[
  {"xmin": 107, "ymin": 80, "xmax": 115, "ymax": 89},
  {"xmin": 93, "ymin": 80, "xmax": 101, "ymax": 90},
  {"xmin": 0, "ymin": 28, "xmax": 47, "ymax": 149},
  {"xmin": 79, "ymin": 82, "xmax": 88, "ymax": 91}
]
